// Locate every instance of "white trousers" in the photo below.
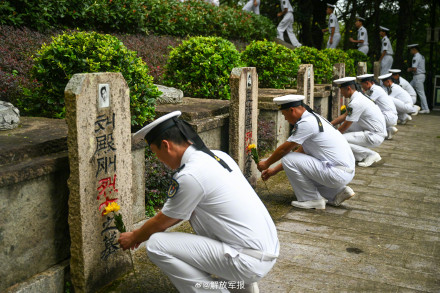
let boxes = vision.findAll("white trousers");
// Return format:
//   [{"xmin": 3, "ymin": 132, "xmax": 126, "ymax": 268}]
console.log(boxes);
[
  {"xmin": 343, "ymin": 129, "xmax": 384, "ymax": 161},
  {"xmin": 392, "ymin": 98, "xmax": 414, "ymax": 121},
  {"xmin": 380, "ymin": 55, "xmax": 393, "ymax": 75},
  {"xmin": 383, "ymin": 110, "xmax": 398, "ymax": 128},
  {"xmin": 410, "ymin": 74, "xmax": 429, "ymax": 111},
  {"xmin": 326, "ymin": 33, "xmax": 341, "ymax": 49},
  {"xmin": 358, "ymin": 46, "xmax": 369, "ymax": 55},
  {"xmin": 146, "ymin": 232, "xmax": 276, "ymax": 293},
  {"xmin": 242, "ymin": 0, "xmax": 260, "ymax": 14},
  {"xmin": 277, "ymin": 12, "xmax": 301, "ymax": 47},
  {"xmin": 281, "ymin": 152, "xmax": 354, "ymax": 202}
]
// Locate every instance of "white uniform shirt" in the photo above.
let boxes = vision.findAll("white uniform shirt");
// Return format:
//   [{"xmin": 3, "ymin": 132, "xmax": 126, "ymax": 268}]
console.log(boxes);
[
  {"xmin": 346, "ymin": 91, "xmax": 387, "ymax": 136},
  {"xmin": 369, "ymin": 84, "xmax": 397, "ymax": 114},
  {"xmin": 328, "ymin": 13, "xmax": 340, "ymax": 34},
  {"xmin": 381, "ymin": 36, "xmax": 393, "ymax": 55},
  {"xmin": 162, "ymin": 146, "xmax": 279, "ymax": 256},
  {"xmin": 412, "ymin": 52, "xmax": 426, "ymax": 74},
  {"xmin": 280, "ymin": 0, "xmax": 293, "ymax": 13},
  {"xmin": 357, "ymin": 26, "xmax": 368, "ymax": 47},
  {"xmin": 388, "ymin": 83, "xmax": 412, "ymax": 104},
  {"xmin": 398, "ymin": 77, "xmax": 417, "ymax": 97},
  {"xmin": 287, "ymin": 111, "xmax": 355, "ymax": 169}
]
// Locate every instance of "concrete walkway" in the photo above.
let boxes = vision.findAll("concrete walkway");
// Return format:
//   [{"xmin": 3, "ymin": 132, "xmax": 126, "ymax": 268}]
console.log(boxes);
[{"xmin": 101, "ymin": 112, "xmax": 440, "ymax": 293}]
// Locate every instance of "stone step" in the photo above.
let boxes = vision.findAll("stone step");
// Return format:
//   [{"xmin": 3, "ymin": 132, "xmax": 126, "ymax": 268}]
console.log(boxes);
[{"xmin": 0, "ymin": 117, "xmax": 67, "ymax": 166}]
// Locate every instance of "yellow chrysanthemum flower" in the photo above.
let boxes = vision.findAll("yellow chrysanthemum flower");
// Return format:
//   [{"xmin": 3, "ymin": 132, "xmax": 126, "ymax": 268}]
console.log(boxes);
[
  {"xmin": 340, "ymin": 105, "xmax": 347, "ymax": 114},
  {"xmin": 103, "ymin": 202, "xmax": 120, "ymax": 215},
  {"xmin": 247, "ymin": 144, "xmax": 256, "ymax": 150}
]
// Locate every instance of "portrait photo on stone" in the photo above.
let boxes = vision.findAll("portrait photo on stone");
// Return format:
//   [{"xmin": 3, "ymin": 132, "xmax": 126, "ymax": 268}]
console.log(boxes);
[{"xmin": 98, "ymin": 83, "xmax": 110, "ymax": 108}]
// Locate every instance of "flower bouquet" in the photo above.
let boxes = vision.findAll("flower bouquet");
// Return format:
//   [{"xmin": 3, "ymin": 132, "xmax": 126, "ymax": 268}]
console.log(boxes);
[
  {"xmin": 247, "ymin": 144, "xmax": 270, "ymax": 192},
  {"xmin": 340, "ymin": 105, "xmax": 347, "ymax": 114},
  {"xmin": 101, "ymin": 201, "xmax": 138, "ymax": 284}
]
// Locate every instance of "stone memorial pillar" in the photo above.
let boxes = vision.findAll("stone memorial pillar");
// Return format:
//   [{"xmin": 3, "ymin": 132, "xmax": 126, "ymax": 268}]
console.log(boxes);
[
  {"xmin": 357, "ymin": 62, "xmax": 368, "ymax": 76},
  {"xmin": 229, "ymin": 67, "xmax": 258, "ymax": 187},
  {"xmin": 65, "ymin": 72, "xmax": 132, "ymax": 293},
  {"xmin": 331, "ymin": 63, "xmax": 345, "ymax": 120},
  {"xmin": 297, "ymin": 64, "xmax": 314, "ymax": 109},
  {"xmin": 374, "ymin": 61, "xmax": 381, "ymax": 80}
]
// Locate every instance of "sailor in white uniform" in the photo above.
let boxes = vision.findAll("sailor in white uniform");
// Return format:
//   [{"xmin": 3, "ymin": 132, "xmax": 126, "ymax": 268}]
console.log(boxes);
[
  {"xmin": 257, "ymin": 95, "xmax": 355, "ymax": 210},
  {"xmin": 276, "ymin": 0, "xmax": 302, "ymax": 47},
  {"xmin": 407, "ymin": 44, "xmax": 430, "ymax": 113},
  {"xmin": 119, "ymin": 111, "xmax": 279, "ymax": 293},
  {"xmin": 389, "ymin": 69, "xmax": 417, "ymax": 104},
  {"xmin": 322, "ymin": 3, "xmax": 341, "ymax": 49},
  {"xmin": 331, "ymin": 77, "xmax": 387, "ymax": 167},
  {"xmin": 349, "ymin": 16, "xmax": 369, "ymax": 55},
  {"xmin": 379, "ymin": 73, "xmax": 420, "ymax": 125},
  {"xmin": 357, "ymin": 74, "xmax": 398, "ymax": 140},
  {"xmin": 379, "ymin": 26, "xmax": 394, "ymax": 75},
  {"xmin": 242, "ymin": 0, "xmax": 260, "ymax": 15}
]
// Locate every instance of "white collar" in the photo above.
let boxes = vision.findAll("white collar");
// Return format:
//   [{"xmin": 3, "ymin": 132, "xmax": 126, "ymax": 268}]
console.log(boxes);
[{"xmin": 180, "ymin": 145, "xmax": 196, "ymax": 167}]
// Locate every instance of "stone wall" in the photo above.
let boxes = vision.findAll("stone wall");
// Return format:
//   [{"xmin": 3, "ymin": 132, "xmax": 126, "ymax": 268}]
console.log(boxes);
[{"xmin": 0, "ymin": 117, "xmax": 146, "ymax": 292}]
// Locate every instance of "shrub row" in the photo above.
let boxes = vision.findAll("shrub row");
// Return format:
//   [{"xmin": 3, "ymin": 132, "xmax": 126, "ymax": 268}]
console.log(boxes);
[
  {"xmin": 164, "ymin": 38, "xmax": 363, "ymax": 99},
  {"xmin": 0, "ymin": 0, "xmax": 276, "ymax": 41},
  {"xmin": 20, "ymin": 31, "xmax": 161, "ymax": 126},
  {"xmin": 143, "ymin": 0, "xmax": 276, "ymax": 41},
  {"xmin": 2, "ymin": 28, "xmax": 369, "ymax": 121}
]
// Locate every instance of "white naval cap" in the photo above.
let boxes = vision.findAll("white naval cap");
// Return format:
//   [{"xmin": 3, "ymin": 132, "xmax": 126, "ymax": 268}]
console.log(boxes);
[
  {"xmin": 357, "ymin": 73, "xmax": 375, "ymax": 82},
  {"xmin": 356, "ymin": 16, "xmax": 365, "ymax": 22},
  {"xmin": 407, "ymin": 44, "xmax": 419, "ymax": 48},
  {"xmin": 133, "ymin": 111, "xmax": 181, "ymax": 144},
  {"xmin": 326, "ymin": 3, "xmax": 336, "ymax": 8},
  {"xmin": 378, "ymin": 73, "xmax": 393, "ymax": 81},
  {"xmin": 379, "ymin": 26, "xmax": 390, "ymax": 32},
  {"xmin": 333, "ymin": 77, "xmax": 356, "ymax": 87},
  {"xmin": 273, "ymin": 95, "xmax": 305, "ymax": 110},
  {"xmin": 389, "ymin": 69, "xmax": 401, "ymax": 73}
]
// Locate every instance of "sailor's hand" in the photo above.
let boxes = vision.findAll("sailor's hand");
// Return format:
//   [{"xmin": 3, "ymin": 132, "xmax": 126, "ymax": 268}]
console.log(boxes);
[
  {"xmin": 257, "ymin": 160, "xmax": 269, "ymax": 172},
  {"xmin": 118, "ymin": 232, "xmax": 140, "ymax": 250},
  {"xmin": 261, "ymin": 169, "xmax": 275, "ymax": 181}
]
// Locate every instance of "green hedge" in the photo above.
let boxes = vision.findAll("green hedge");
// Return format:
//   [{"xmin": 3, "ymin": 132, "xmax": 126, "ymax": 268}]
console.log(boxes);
[
  {"xmin": 164, "ymin": 36, "xmax": 243, "ymax": 100},
  {"xmin": 1, "ymin": 0, "xmax": 276, "ymax": 41},
  {"xmin": 20, "ymin": 31, "xmax": 160, "ymax": 126},
  {"xmin": 322, "ymin": 48, "xmax": 356, "ymax": 77},
  {"xmin": 346, "ymin": 49, "xmax": 371, "ymax": 73},
  {"xmin": 293, "ymin": 46, "xmax": 332, "ymax": 84},
  {"xmin": 241, "ymin": 40, "xmax": 300, "ymax": 89},
  {"xmin": 144, "ymin": 0, "xmax": 276, "ymax": 41}
]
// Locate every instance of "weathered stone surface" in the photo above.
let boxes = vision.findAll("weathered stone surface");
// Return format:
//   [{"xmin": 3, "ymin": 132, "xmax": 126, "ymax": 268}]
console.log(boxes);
[
  {"xmin": 331, "ymin": 63, "xmax": 345, "ymax": 120},
  {"xmin": 65, "ymin": 72, "xmax": 132, "ymax": 292},
  {"xmin": 4, "ymin": 260, "xmax": 69, "ymax": 293},
  {"xmin": 357, "ymin": 61, "xmax": 368, "ymax": 76},
  {"xmin": 0, "ymin": 101, "xmax": 20, "ymax": 130},
  {"xmin": 374, "ymin": 61, "xmax": 381, "ymax": 79},
  {"xmin": 156, "ymin": 97, "xmax": 229, "ymax": 121},
  {"xmin": 155, "ymin": 84, "xmax": 183, "ymax": 104},
  {"xmin": 229, "ymin": 67, "xmax": 259, "ymax": 187},
  {"xmin": 0, "ymin": 167, "xmax": 70, "ymax": 292},
  {"xmin": 297, "ymin": 64, "xmax": 314, "ymax": 109}
]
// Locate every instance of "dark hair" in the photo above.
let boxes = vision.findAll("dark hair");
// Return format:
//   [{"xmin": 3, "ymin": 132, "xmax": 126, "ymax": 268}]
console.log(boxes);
[
  {"xmin": 150, "ymin": 125, "xmax": 188, "ymax": 149},
  {"xmin": 100, "ymin": 86, "xmax": 107, "ymax": 94},
  {"xmin": 347, "ymin": 84, "xmax": 356, "ymax": 90},
  {"xmin": 354, "ymin": 83, "xmax": 362, "ymax": 92}
]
